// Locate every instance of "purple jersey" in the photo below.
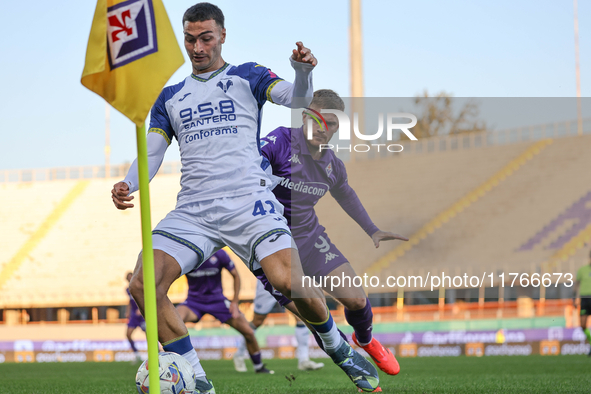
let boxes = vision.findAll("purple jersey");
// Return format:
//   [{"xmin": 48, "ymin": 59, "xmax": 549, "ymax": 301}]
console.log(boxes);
[
  {"xmin": 126, "ymin": 288, "xmax": 145, "ymax": 329},
  {"xmin": 127, "ymin": 288, "xmax": 139, "ymax": 315},
  {"xmin": 185, "ymin": 250, "xmax": 235, "ymax": 302},
  {"xmin": 261, "ymin": 127, "xmax": 379, "ymax": 250}
]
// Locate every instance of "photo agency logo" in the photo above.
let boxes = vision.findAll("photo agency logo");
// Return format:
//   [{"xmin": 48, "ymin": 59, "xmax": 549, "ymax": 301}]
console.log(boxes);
[{"xmin": 305, "ymin": 108, "xmax": 418, "ymax": 153}]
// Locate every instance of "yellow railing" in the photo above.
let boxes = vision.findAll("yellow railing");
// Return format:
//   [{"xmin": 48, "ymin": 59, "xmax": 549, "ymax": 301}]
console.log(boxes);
[{"xmin": 0, "ymin": 162, "xmax": 182, "ymax": 183}]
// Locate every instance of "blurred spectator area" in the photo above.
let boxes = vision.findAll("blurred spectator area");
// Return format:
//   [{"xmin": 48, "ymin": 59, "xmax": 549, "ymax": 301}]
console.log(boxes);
[{"xmin": 0, "ymin": 130, "xmax": 590, "ymax": 329}]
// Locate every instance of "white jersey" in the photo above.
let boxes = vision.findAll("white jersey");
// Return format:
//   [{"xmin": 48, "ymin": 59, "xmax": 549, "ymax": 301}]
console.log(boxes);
[{"xmin": 149, "ymin": 62, "xmax": 284, "ymax": 207}]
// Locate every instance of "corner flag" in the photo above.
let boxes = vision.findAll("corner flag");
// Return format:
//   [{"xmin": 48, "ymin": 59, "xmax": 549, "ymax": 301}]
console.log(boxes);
[
  {"xmin": 81, "ymin": 0, "xmax": 184, "ymax": 126},
  {"xmin": 81, "ymin": 1, "xmax": 184, "ymax": 392}
]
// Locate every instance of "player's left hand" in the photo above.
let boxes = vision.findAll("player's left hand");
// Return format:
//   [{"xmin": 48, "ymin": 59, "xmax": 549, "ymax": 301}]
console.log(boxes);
[
  {"xmin": 229, "ymin": 301, "xmax": 241, "ymax": 319},
  {"xmin": 292, "ymin": 41, "xmax": 317, "ymax": 66},
  {"xmin": 371, "ymin": 230, "xmax": 409, "ymax": 248}
]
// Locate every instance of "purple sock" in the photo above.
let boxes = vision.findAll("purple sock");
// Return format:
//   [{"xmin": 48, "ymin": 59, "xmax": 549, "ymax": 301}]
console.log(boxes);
[
  {"xmin": 250, "ymin": 351, "xmax": 262, "ymax": 368},
  {"xmin": 128, "ymin": 339, "xmax": 137, "ymax": 352},
  {"xmin": 312, "ymin": 328, "xmax": 348, "ymax": 352},
  {"xmin": 344, "ymin": 298, "xmax": 373, "ymax": 345}
]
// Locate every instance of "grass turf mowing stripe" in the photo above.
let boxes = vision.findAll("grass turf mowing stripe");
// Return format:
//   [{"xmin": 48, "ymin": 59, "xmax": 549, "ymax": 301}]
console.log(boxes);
[{"xmin": 1, "ymin": 355, "xmax": 591, "ymax": 393}]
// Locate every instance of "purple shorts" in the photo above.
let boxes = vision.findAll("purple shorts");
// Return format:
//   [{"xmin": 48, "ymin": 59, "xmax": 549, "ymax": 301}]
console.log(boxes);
[
  {"xmin": 296, "ymin": 231, "xmax": 348, "ymax": 278},
  {"xmin": 127, "ymin": 314, "xmax": 146, "ymax": 331},
  {"xmin": 180, "ymin": 297, "xmax": 233, "ymax": 323},
  {"xmin": 253, "ymin": 269, "xmax": 292, "ymax": 307}
]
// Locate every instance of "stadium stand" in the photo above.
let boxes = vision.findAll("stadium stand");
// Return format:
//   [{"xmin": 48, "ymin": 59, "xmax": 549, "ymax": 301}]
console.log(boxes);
[
  {"xmin": 317, "ymin": 134, "xmax": 591, "ymax": 292},
  {"xmin": 0, "ymin": 175, "xmax": 258, "ymax": 309},
  {"xmin": 0, "ymin": 181, "xmax": 83, "ymax": 286},
  {"xmin": 0, "ymin": 127, "xmax": 589, "ymax": 323}
]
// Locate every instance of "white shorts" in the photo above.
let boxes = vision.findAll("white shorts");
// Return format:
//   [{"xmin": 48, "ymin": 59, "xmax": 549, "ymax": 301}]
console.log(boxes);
[
  {"xmin": 151, "ymin": 189, "xmax": 292, "ymax": 275},
  {"xmin": 253, "ymin": 280, "xmax": 280, "ymax": 315}
]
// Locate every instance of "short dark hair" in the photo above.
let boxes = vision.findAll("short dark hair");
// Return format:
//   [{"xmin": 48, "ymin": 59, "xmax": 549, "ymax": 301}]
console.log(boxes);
[
  {"xmin": 310, "ymin": 89, "xmax": 345, "ymax": 111},
  {"xmin": 183, "ymin": 2, "xmax": 225, "ymax": 29}
]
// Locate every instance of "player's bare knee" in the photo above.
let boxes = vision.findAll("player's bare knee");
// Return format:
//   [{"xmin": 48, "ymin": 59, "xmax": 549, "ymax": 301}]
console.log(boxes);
[
  {"xmin": 274, "ymin": 279, "xmax": 292, "ymax": 299},
  {"xmin": 346, "ymin": 297, "xmax": 367, "ymax": 311},
  {"xmin": 155, "ymin": 284, "xmax": 171, "ymax": 303}
]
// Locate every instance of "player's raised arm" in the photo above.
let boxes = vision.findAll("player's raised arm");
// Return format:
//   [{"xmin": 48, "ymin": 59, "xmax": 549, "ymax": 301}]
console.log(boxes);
[
  {"xmin": 269, "ymin": 41, "xmax": 316, "ymax": 108},
  {"xmin": 228, "ymin": 267, "xmax": 242, "ymax": 319}
]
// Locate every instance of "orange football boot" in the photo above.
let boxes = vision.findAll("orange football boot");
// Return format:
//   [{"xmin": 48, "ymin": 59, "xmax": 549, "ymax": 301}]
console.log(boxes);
[
  {"xmin": 358, "ymin": 386, "xmax": 382, "ymax": 393},
  {"xmin": 352, "ymin": 333, "xmax": 400, "ymax": 375}
]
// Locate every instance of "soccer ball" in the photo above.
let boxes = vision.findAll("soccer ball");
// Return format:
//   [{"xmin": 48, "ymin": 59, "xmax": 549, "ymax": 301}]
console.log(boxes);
[{"xmin": 135, "ymin": 352, "xmax": 196, "ymax": 394}]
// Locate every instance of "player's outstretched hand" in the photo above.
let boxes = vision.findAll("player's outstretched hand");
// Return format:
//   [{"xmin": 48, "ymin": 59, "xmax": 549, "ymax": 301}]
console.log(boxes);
[
  {"xmin": 112, "ymin": 181, "xmax": 134, "ymax": 210},
  {"xmin": 371, "ymin": 230, "xmax": 409, "ymax": 248},
  {"xmin": 291, "ymin": 41, "xmax": 317, "ymax": 66}
]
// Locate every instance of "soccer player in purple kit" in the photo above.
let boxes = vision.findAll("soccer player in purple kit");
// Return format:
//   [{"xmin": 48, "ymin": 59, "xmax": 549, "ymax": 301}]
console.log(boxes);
[
  {"xmin": 176, "ymin": 249, "xmax": 274, "ymax": 374},
  {"xmin": 125, "ymin": 272, "xmax": 146, "ymax": 363},
  {"xmin": 260, "ymin": 89, "xmax": 408, "ymax": 377}
]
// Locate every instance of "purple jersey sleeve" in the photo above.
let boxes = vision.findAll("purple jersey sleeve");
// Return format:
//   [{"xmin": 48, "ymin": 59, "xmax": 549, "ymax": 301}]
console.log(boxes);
[
  {"xmin": 261, "ymin": 127, "xmax": 291, "ymax": 166},
  {"xmin": 330, "ymin": 160, "xmax": 379, "ymax": 237},
  {"xmin": 219, "ymin": 250, "xmax": 235, "ymax": 272}
]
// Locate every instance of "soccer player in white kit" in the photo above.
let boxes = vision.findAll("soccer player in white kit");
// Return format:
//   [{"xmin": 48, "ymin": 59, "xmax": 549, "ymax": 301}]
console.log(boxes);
[{"xmin": 111, "ymin": 3, "xmax": 380, "ymax": 393}]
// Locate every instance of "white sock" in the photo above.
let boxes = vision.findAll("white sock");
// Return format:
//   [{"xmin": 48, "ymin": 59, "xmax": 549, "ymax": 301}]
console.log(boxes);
[
  {"xmin": 182, "ymin": 348, "xmax": 207, "ymax": 382},
  {"xmin": 295, "ymin": 324, "xmax": 310, "ymax": 361},
  {"xmin": 237, "ymin": 336, "xmax": 248, "ymax": 358},
  {"xmin": 315, "ymin": 324, "xmax": 343, "ymax": 353}
]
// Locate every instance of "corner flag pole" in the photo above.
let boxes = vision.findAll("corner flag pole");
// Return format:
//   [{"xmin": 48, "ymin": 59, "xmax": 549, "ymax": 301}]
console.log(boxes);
[
  {"xmin": 135, "ymin": 123, "xmax": 160, "ymax": 393},
  {"xmin": 81, "ymin": 1, "xmax": 184, "ymax": 390}
]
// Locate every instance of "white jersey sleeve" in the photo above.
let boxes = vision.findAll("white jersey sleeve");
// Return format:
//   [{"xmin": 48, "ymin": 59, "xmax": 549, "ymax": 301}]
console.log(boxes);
[
  {"xmin": 122, "ymin": 131, "xmax": 168, "ymax": 194},
  {"xmin": 269, "ymin": 57, "xmax": 314, "ymax": 108}
]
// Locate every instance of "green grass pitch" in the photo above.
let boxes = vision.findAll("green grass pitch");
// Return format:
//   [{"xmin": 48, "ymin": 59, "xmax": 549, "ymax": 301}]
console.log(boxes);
[{"xmin": 1, "ymin": 356, "xmax": 590, "ymax": 393}]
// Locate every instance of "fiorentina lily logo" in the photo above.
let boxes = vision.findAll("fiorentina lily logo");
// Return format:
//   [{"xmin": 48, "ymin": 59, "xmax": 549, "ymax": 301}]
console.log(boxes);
[{"xmin": 107, "ymin": 0, "xmax": 157, "ymax": 69}]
